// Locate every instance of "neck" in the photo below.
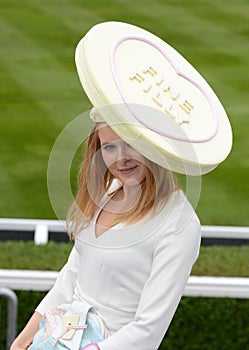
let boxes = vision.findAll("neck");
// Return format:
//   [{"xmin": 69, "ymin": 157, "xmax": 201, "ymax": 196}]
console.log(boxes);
[{"xmin": 106, "ymin": 184, "xmax": 142, "ymax": 215}]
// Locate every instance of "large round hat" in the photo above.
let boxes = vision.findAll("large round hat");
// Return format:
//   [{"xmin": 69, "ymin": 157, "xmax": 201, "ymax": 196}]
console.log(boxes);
[{"xmin": 75, "ymin": 21, "xmax": 233, "ymax": 175}]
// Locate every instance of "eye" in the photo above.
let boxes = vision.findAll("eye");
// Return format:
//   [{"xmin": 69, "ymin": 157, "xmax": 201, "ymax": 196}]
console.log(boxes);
[
  {"xmin": 102, "ymin": 144, "xmax": 115, "ymax": 151},
  {"xmin": 126, "ymin": 142, "xmax": 133, "ymax": 149}
]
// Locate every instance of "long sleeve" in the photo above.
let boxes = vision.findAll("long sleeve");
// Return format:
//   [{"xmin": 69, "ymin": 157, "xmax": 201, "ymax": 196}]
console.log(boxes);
[
  {"xmin": 98, "ymin": 216, "xmax": 201, "ymax": 350},
  {"xmin": 35, "ymin": 245, "xmax": 79, "ymax": 315}
]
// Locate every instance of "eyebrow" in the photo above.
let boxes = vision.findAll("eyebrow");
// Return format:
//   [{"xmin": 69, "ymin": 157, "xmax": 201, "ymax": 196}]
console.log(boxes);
[
  {"xmin": 100, "ymin": 141, "xmax": 115, "ymax": 146},
  {"xmin": 100, "ymin": 139, "xmax": 123, "ymax": 147},
  {"xmin": 101, "ymin": 139, "xmax": 119, "ymax": 145}
]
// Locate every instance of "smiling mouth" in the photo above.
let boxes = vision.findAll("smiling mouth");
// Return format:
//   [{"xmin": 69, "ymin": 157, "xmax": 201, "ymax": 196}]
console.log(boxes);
[{"xmin": 118, "ymin": 165, "xmax": 138, "ymax": 175}]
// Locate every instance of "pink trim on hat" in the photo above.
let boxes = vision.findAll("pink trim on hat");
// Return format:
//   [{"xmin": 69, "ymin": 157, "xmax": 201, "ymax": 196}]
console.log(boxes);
[{"xmin": 109, "ymin": 35, "xmax": 218, "ymax": 143}]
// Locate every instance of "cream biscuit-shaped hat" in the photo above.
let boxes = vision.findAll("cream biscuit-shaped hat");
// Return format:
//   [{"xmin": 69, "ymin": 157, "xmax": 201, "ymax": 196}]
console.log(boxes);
[{"xmin": 75, "ymin": 21, "xmax": 233, "ymax": 175}]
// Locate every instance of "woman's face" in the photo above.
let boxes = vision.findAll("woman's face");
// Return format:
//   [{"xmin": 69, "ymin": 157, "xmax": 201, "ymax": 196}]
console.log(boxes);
[{"xmin": 98, "ymin": 125, "xmax": 146, "ymax": 185}]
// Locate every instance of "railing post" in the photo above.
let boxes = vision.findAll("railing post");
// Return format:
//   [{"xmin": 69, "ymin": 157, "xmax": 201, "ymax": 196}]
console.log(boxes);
[
  {"xmin": 34, "ymin": 224, "xmax": 49, "ymax": 245},
  {"xmin": 0, "ymin": 287, "xmax": 18, "ymax": 350}
]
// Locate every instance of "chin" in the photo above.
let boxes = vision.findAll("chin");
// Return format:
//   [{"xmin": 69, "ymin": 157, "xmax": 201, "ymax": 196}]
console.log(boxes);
[{"xmin": 122, "ymin": 177, "xmax": 145, "ymax": 186}]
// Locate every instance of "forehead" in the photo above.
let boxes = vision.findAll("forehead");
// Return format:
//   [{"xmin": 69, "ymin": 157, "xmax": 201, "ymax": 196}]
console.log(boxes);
[{"xmin": 97, "ymin": 124, "xmax": 121, "ymax": 143}]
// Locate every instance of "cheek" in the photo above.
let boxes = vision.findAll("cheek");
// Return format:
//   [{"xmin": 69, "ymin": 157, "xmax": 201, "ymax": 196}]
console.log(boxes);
[
  {"xmin": 130, "ymin": 149, "xmax": 145, "ymax": 163},
  {"xmin": 101, "ymin": 151, "xmax": 116, "ymax": 170},
  {"xmin": 139, "ymin": 164, "xmax": 146, "ymax": 179}
]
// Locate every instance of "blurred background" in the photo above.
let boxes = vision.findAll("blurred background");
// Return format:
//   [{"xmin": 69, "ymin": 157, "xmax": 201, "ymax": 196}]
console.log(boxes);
[
  {"xmin": 1, "ymin": 0, "xmax": 248, "ymax": 225},
  {"xmin": 0, "ymin": 1, "xmax": 249, "ymax": 349}
]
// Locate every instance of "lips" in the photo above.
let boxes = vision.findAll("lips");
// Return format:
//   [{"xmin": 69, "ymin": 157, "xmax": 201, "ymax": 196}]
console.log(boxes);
[{"xmin": 118, "ymin": 165, "xmax": 138, "ymax": 175}]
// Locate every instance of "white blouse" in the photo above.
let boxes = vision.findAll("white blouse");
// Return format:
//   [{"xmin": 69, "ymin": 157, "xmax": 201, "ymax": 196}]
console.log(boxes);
[{"xmin": 36, "ymin": 190, "xmax": 201, "ymax": 350}]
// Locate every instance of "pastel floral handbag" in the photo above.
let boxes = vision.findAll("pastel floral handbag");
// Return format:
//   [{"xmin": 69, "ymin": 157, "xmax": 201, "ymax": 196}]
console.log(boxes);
[{"xmin": 29, "ymin": 303, "xmax": 109, "ymax": 350}]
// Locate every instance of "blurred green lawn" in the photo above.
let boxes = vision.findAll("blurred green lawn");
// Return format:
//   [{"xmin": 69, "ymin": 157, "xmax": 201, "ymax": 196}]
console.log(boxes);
[
  {"xmin": 1, "ymin": 241, "xmax": 249, "ymax": 277},
  {"xmin": 0, "ymin": 0, "xmax": 248, "ymax": 225}
]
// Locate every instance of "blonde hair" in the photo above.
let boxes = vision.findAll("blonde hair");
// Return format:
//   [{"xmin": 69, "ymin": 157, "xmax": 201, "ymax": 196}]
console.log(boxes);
[{"xmin": 67, "ymin": 124, "xmax": 177, "ymax": 238}]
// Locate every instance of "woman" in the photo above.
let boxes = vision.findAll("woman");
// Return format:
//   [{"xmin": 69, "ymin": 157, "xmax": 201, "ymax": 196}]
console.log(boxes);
[
  {"xmin": 11, "ymin": 17, "xmax": 233, "ymax": 349},
  {"xmin": 11, "ymin": 121, "xmax": 201, "ymax": 350}
]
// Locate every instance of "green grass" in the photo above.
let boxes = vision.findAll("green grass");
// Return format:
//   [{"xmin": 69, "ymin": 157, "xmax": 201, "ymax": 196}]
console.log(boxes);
[
  {"xmin": 0, "ymin": 0, "xmax": 248, "ymax": 225},
  {"xmin": 0, "ymin": 241, "xmax": 72, "ymax": 270},
  {"xmin": 0, "ymin": 241, "xmax": 248, "ymax": 277}
]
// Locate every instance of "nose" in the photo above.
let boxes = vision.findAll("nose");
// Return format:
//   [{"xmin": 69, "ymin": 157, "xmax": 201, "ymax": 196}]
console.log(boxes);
[{"xmin": 116, "ymin": 143, "xmax": 132, "ymax": 162}]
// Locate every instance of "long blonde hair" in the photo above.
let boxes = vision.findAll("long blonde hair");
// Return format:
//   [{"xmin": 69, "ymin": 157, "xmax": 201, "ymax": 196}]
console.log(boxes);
[{"xmin": 67, "ymin": 124, "xmax": 177, "ymax": 238}]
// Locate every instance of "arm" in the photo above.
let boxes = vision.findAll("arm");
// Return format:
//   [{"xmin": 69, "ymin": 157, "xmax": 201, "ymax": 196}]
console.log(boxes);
[
  {"xmin": 98, "ymin": 217, "xmax": 201, "ymax": 350},
  {"xmin": 10, "ymin": 312, "xmax": 42, "ymax": 350},
  {"xmin": 35, "ymin": 245, "xmax": 79, "ymax": 315},
  {"xmin": 11, "ymin": 245, "xmax": 79, "ymax": 349}
]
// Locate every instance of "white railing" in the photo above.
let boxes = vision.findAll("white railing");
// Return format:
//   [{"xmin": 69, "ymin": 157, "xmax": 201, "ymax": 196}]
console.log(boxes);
[
  {"xmin": 0, "ymin": 219, "xmax": 249, "ymax": 300},
  {"xmin": 0, "ymin": 218, "xmax": 249, "ymax": 245},
  {"xmin": 0, "ymin": 287, "xmax": 17, "ymax": 349},
  {"xmin": 0, "ymin": 269, "xmax": 249, "ymax": 299},
  {"xmin": 0, "ymin": 218, "xmax": 66, "ymax": 245},
  {"xmin": 201, "ymin": 225, "xmax": 249, "ymax": 240},
  {"xmin": 185, "ymin": 276, "xmax": 249, "ymax": 299}
]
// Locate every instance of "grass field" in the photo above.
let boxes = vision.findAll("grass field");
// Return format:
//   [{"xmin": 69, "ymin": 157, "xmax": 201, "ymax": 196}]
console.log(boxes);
[
  {"xmin": 0, "ymin": 0, "xmax": 249, "ymax": 225},
  {"xmin": 1, "ymin": 241, "xmax": 249, "ymax": 277}
]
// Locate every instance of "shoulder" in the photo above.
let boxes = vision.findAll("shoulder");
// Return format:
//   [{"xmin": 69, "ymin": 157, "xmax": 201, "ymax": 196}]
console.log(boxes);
[
  {"xmin": 158, "ymin": 189, "xmax": 200, "ymax": 232},
  {"xmin": 154, "ymin": 190, "xmax": 201, "ymax": 262}
]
